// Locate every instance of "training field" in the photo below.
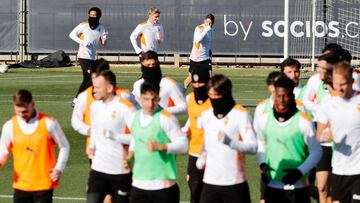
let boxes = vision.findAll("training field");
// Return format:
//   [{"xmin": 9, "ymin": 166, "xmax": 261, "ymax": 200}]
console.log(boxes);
[{"xmin": 0, "ymin": 66, "xmax": 309, "ymax": 202}]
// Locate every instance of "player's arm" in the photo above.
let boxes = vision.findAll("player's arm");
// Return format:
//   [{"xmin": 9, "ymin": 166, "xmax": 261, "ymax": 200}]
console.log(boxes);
[
  {"xmin": 302, "ymin": 76, "xmax": 319, "ymax": 114},
  {"xmin": 255, "ymin": 113, "xmax": 268, "ymax": 165},
  {"xmin": 148, "ymin": 112, "xmax": 188, "ymax": 153},
  {"xmin": 108, "ymin": 105, "xmax": 136, "ymax": 145},
  {"xmin": 164, "ymin": 80, "xmax": 187, "ymax": 115},
  {"xmin": 47, "ymin": 119, "xmax": 70, "ymax": 181},
  {"xmin": 314, "ymin": 99, "xmax": 332, "ymax": 143},
  {"xmin": 71, "ymin": 93, "xmax": 91, "ymax": 136},
  {"xmin": 129, "ymin": 24, "xmax": 144, "ymax": 54},
  {"xmin": 193, "ymin": 25, "xmax": 211, "ymax": 43},
  {"xmin": 219, "ymin": 111, "xmax": 257, "ymax": 154},
  {"xmin": 0, "ymin": 121, "xmax": 13, "ymax": 167},
  {"xmin": 69, "ymin": 23, "xmax": 89, "ymax": 46},
  {"xmin": 99, "ymin": 26, "xmax": 108, "ymax": 46},
  {"xmin": 157, "ymin": 25, "xmax": 164, "ymax": 43},
  {"xmin": 297, "ymin": 116, "xmax": 322, "ymax": 175}
]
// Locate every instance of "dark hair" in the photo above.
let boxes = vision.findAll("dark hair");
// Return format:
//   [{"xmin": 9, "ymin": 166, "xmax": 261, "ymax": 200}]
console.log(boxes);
[
  {"xmin": 266, "ymin": 71, "xmax": 281, "ymax": 86},
  {"xmin": 90, "ymin": 58, "xmax": 110, "ymax": 76},
  {"xmin": 88, "ymin": 7, "xmax": 102, "ymax": 18},
  {"xmin": 205, "ymin": 14, "xmax": 215, "ymax": 24},
  {"xmin": 140, "ymin": 51, "xmax": 159, "ymax": 63},
  {"xmin": 13, "ymin": 89, "xmax": 33, "ymax": 106},
  {"xmin": 322, "ymin": 43, "xmax": 342, "ymax": 54},
  {"xmin": 318, "ymin": 53, "xmax": 342, "ymax": 65},
  {"xmin": 98, "ymin": 70, "xmax": 116, "ymax": 87},
  {"xmin": 333, "ymin": 61, "xmax": 354, "ymax": 84},
  {"xmin": 338, "ymin": 49, "xmax": 352, "ymax": 63},
  {"xmin": 207, "ymin": 74, "xmax": 232, "ymax": 96},
  {"xmin": 280, "ymin": 58, "xmax": 301, "ymax": 72},
  {"xmin": 274, "ymin": 74, "xmax": 295, "ymax": 93},
  {"xmin": 140, "ymin": 81, "xmax": 160, "ymax": 95}
]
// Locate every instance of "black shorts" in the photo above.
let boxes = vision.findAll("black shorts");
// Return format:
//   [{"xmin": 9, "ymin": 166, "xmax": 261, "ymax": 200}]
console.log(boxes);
[
  {"xmin": 200, "ymin": 182, "xmax": 251, "ymax": 203},
  {"xmin": 87, "ymin": 170, "xmax": 132, "ymax": 203},
  {"xmin": 187, "ymin": 155, "xmax": 204, "ymax": 203},
  {"xmin": 130, "ymin": 184, "xmax": 180, "ymax": 203},
  {"xmin": 189, "ymin": 59, "xmax": 212, "ymax": 73},
  {"xmin": 264, "ymin": 186, "xmax": 310, "ymax": 203},
  {"xmin": 331, "ymin": 174, "xmax": 360, "ymax": 203},
  {"xmin": 316, "ymin": 145, "xmax": 332, "ymax": 172},
  {"xmin": 14, "ymin": 189, "xmax": 53, "ymax": 203}
]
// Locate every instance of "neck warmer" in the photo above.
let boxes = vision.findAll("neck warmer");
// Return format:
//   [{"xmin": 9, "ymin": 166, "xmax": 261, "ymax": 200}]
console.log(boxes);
[
  {"xmin": 193, "ymin": 85, "xmax": 208, "ymax": 104},
  {"xmin": 88, "ymin": 17, "xmax": 100, "ymax": 30},
  {"xmin": 210, "ymin": 93, "xmax": 235, "ymax": 119},
  {"xmin": 141, "ymin": 64, "xmax": 162, "ymax": 87}
]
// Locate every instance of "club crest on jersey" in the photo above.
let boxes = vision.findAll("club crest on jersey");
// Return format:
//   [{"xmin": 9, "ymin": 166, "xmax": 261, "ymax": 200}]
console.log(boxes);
[
  {"xmin": 111, "ymin": 112, "xmax": 117, "ymax": 120},
  {"xmin": 193, "ymin": 74, "xmax": 199, "ymax": 82},
  {"xmin": 224, "ymin": 119, "xmax": 229, "ymax": 126}
]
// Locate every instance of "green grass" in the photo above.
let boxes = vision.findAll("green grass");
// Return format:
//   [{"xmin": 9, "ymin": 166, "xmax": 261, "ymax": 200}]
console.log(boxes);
[{"xmin": 0, "ymin": 66, "xmax": 293, "ymax": 202}]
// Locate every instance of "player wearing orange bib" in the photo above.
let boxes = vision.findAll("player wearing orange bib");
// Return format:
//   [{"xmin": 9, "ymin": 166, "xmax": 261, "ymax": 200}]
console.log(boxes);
[
  {"xmin": 182, "ymin": 67, "xmax": 211, "ymax": 203},
  {"xmin": 0, "ymin": 89, "xmax": 70, "ymax": 203}
]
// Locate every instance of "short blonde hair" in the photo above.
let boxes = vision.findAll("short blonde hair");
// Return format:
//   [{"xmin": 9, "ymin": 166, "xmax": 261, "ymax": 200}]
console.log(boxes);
[{"xmin": 148, "ymin": 7, "xmax": 160, "ymax": 15}]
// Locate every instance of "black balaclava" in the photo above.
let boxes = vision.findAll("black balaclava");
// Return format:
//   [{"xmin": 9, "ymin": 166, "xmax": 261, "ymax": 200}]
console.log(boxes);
[
  {"xmin": 210, "ymin": 92, "xmax": 235, "ymax": 119},
  {"xmin": 191, "ymin": 67, "xmax": 210, "ymax": 104},
  {"xmin": 88, "ymin": 17, "xmax": 100, "ymax": 30},
  {"xmin": 141, "ymin": 64, "xmax": 162, "ymax": 88}
]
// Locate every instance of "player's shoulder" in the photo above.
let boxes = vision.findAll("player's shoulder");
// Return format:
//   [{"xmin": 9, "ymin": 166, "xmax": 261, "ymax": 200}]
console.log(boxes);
[
  {"xmin": 133, "ymin": 78, "xmax": 144, "ymax": 87},
  {"xmin": 196, "ymin": 24, "xmax": 205, "ymax": 30},
  {"xmin": 139, "ymin": 21, "xmax": 150, "ymax": 26},
  {"xmin": 295, "ymin": 99, "xmax": 304, "ymax": 107},
  {"xmin": 232, "ymin": 104, "xmax": 247, "ymax": 113},
  {"xmin": 119, "ymin": 97, "xmax": 135, "ymax": 109},
  {"xmin": 299, "ymin": 111, "xmax": 312, "ymax": 122},
  {"xmin": 257, "ymin": 99, "xmax": 267, "ymax": 106},
  {"xmin": 80, "ymin": 20, "xmax": 88, "ymax": 24},
  {"xmin": 162, "ymin": 76, "xmax": 177, "ymax": 85}
]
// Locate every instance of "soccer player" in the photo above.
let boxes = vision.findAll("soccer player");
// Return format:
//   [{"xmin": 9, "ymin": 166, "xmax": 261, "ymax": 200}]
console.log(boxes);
[
  {"xmin": 132, "ymin": 51, "xmax": 186, "ymax": 115},
  {"xmin": 69, "ymin": 7, "xmax": 108, "ymax": 104},
  {"xmin": 315, "ymin": 61, "xmax": 360, "ymax": 203},
  {"xmin": 256, "ymin": 75, "xmax": 322, "ymax": 203},
  {"xmin": 196, "ymin": 74, "xmax": 257, "ymax": 203},
  {"xmin": 71, "ymin": 59, "xmax": 135, "ymax": 162},
  {"xmin": 86, "ymin": 70, "xmax": 136, "ymax": 203},
  {"xmin": 280, "ymin": 58, "xmax": 306, "ymax": 100},
  {"xmin": 126, "ymin": 82, "xmax": 188, "ymax": 203},
  {"xmin": 182, "ymin": 67, "xmax": 212, "ymax": 203},
  {"xmin": 0, "ymin": 89, "xmax": 70, "ymax": 203},
  {"xmin": 183, "ymin": 14, "xmax": 215, "ymax": 88},
  {"xmin": 302, "ymin": 52, "xmax": 341, "ymax": 203},
  {"xmin": 130, "ymin": 7, "xmax": 164, "ymax": 56}
]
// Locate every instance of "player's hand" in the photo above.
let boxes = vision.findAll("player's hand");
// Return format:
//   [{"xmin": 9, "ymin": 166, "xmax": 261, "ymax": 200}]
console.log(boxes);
[
  {"xmin": 147, "ymin": 140, "xmax": 166, "ymax": 151},
  {"xmin": 138, "ymin": 51, "xmax": 144, "ymax": 58},
  {"xmin": 218, "ymin": 131, "xmax": 232, "ymax": 146},
  {"xmin": 49, "ymin": 168, "xmax": 61, "ymax": 182},
  {"xmin": 282, "ymin": 168, "xmax": 303, "ymax": 185},
  {"xmin": 204, "ymin": 25, "xmax": 211, "ymax": 31},
  {"xmin": 156, "ymin": 27, "xmax": 161, "ymax": 41},
  {"xmin": 87, "ymin": 147, "xmax": 95, "ymax": 160},
  {"xmin": 260, "ymin": 163, "xmax": 271, "ymax": 184}
]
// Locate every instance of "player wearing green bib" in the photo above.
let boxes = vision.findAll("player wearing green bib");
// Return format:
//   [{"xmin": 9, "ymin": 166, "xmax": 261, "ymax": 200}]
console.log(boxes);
[
  {"xmin": 256, "ymin": 76, "xmax": 322, "ymax": 203},
  {"xmin": 126, "ymin": 82, "xmax": 187, "ymax": 203}
]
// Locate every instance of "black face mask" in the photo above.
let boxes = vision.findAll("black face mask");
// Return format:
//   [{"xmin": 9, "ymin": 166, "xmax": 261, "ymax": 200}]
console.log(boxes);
[
  {"xmin": 141, "ymin": 64, "xmax": 162, "ymax": 87},
  {"xmin": 193, "ymin": 85, "xmax": 208, "ymax": 104},
  {"xmin": 88, "ymin": 17, "xmax": 100, "ymax": 30},
  {"xmin": 273, "ymin": 98, "xmax": 298, "ymax": 122},
  {"xmin": 210, "ymin": 94, "xmax": 236, "ymax": 119}
]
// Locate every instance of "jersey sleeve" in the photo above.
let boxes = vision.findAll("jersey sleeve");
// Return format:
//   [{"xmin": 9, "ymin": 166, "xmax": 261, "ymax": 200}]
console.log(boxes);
[
  {"xmin": 0, "ymin": 120, "xmax": 13, "ymax": 167},
  {"xmin": 302, "ymin": 76, "xmax": 319, "ymax": 114},
  {"xmin": 297, "ymin": 116, "xmax": 322, "ymax": 174},
  {"xmin": 130, "ymin": 24, "xmax": 144, "ymax": 54},
  {"xmin": 227, "ymin": 111, "xmax": 257, "ymax": 154},
  {"xmin": 194, "ymin": 25, "xmax": 211, "ymax": 43},
  {"xmin": 160, "ymin": 112, "xmax": 188, "ymax": 154},
  {"xmin": 46, "ymin": 119, "xmax": 70, "ymax": 172},
  {"xmin": 164, "ymin": 80, "xmax": 187, "ymax": 115},
  {"xmin": 256, "ymin": 113, "xmax": 269, "ymax": 165},
  {"xmin": 71, "ymin": 92, "xmax": 90, "ymax": 136},
  {"xmin": 314, "ymin": 97, "xmax": 330, "ymax": 125},
  {"xmin": 69, "ymin": 23, "xmax": 86, "ymax": 46}
]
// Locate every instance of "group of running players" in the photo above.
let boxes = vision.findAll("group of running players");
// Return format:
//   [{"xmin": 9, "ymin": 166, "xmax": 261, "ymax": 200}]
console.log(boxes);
[{"xmin": 0, "ymin": 6, "xmax": 360, "ymax": 203}]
